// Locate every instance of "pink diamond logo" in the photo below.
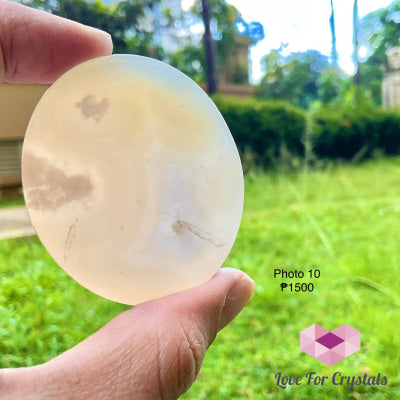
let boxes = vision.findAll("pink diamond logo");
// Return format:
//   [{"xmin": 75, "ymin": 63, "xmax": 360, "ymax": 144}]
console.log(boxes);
[{"xmin": 300, "ymin": 324, "xmax": 360, "ymax": 366}]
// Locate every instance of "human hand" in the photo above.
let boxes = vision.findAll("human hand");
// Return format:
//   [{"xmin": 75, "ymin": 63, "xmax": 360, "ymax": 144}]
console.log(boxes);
[
  {"xmin": 0, "ymin": 0, "xmax": 112, "ymax": 84},
  {"xmin": 0, "ymin": 2, "xmax": 255, "ymax": 398}
]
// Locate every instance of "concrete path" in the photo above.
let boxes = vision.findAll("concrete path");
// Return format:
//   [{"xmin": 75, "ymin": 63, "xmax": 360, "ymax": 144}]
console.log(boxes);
[{"xmin": 0, "ymin": 206, "xmax": 36, "ymax": 240}]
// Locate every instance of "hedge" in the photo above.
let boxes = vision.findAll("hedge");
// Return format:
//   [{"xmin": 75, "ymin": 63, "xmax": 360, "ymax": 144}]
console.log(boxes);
[
  {"xmin": 212, "ymin": 95, "xmax": 400, "ymax": 165},
  {"xmin": 212, "ymin": 96, "xmax": 306, "ymax": 165},
  {"xmin": 312, "ymin": 109, "xmax": 400, "ymax": 159}
]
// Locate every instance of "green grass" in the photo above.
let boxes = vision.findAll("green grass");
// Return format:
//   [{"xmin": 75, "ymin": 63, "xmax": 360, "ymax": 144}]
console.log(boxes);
[{"xmin": 1, "ymin": 157, "xmax": 400, "ymax": 399}]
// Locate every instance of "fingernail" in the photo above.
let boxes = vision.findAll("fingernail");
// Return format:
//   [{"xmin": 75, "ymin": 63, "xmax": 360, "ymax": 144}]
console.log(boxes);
[
  {"xmin": 218, "ymin": 274, "xmax": 255, "ymax": 330},
  {"xmin": 84, "ymin": 25, "xmax": 113, "ymax": 51},
  {"xmin": 87, "ymin": 26, "xmax": 111, "ymax": 40}
]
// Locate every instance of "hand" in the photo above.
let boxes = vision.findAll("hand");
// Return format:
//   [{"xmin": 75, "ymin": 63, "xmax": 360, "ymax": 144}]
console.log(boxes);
[
  {"xmin": 0, "ymin": 2, "xmax": 255, "ymax": 399},
  {"xmin": 0, "ymin": 0, "xmax": 112, "ymax": 84}
]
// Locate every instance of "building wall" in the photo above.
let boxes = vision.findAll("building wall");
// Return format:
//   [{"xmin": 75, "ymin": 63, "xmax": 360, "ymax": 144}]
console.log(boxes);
[
  {"xmin": 382, "ymin": 71, "xmax": 400, "ymax": 109},
  {"xmin": 382, "ymin": 46, "xmax": 400, "ymax": 109},
  {"xmin": 0, "ymin": 84, "xmax": 49, "ymax": 187}
]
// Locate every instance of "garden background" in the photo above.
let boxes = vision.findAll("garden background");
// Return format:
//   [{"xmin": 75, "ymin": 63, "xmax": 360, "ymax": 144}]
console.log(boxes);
[{"xmin": 1, "ymin": 0, "xmax": 400, "ymax": 398}]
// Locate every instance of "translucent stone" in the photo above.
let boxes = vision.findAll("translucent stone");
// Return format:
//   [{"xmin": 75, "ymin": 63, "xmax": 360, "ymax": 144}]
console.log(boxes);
[{"xmin": 21, "ymin": 55, "xmax": 243, "ymax": 305}]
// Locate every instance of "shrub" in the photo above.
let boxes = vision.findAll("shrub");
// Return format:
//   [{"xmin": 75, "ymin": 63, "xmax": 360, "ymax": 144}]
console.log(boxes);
[
  {"xmin": 376, "ymin": 111, "xmax": 400, "ymax": 155},
  {"xmin": 212, "ymin": 96, "xmax": 306, "ymax": 165},
  {"xmin": 312, "ymin": 108, "xmax": 400, "ymax": 160},
  {"xmin": 212, "ymin": 95, "xmax": 400, "ymax": 167}
]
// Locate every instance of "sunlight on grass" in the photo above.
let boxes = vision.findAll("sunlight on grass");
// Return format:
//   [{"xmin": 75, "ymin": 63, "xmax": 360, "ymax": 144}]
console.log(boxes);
[{"xmin": 1, "ymin": 157, "xmax": 400, "ymax": 399}]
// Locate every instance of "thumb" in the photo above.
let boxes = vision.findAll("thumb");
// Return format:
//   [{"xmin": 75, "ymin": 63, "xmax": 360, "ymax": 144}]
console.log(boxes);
[
  {"xmin": 0, "ymin": 1, "xmax": 112, "ymax": 84},
  {"xmin": 8, "ymin": 268, "xmax": 254, "ymax": 400}
]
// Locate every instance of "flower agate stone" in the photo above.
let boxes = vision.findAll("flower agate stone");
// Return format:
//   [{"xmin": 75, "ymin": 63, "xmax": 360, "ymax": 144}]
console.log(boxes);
[{"xmin": 21, "ymin": 55, "xmax": 243, "ymax": 305}]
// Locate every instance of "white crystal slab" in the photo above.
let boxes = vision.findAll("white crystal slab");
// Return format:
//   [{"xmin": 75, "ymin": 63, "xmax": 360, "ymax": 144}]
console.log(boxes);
[{"xmin": 21, "ymin": 55, "xmax": 243, "ymax": 305}]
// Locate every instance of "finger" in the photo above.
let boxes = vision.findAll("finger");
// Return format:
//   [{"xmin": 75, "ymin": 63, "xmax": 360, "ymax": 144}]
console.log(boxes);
[
  {"xmin": 0, "ymin": 1, "xmax": 113, "ymax": 84},
  {"xmin": 27, "ymin": 268, "xmax": 254, "ymax": 400}
]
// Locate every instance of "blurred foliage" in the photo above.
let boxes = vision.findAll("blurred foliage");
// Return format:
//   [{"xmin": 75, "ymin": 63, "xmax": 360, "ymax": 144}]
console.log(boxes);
[
  {"xmin": 213, "ymin": 96, "xmax": 306, "ymax": 166},
  {"xmin": 315, "ymin": 80, "xmax": 378, "ymax": 113},
  {"xmin": 234, "ymin": 17, "xmax": 264, "ymax": 43},
  {"xmin": 316, "ymin": 66, "xmax": 341, "ymax": 105},
  {"xmin": 257, "ymin": 1, "xmax": 400, "ymax": 109},
  {"xmin": 256, "ymin": 48, "xmax": 332, "ymax": 109},
  {"xmin": 19, "ymin": 0, "xmax": 262, "ymax": 84},
  {"xmin": 169, "ymin": 0, "xmax": 263, "ymax": 84},
  {"xmin": 359, "ymin": 0, "xmax": 400, "ymax": 65},
  {"xmin": 192, "ymin": 0, "xmax": 263, "ymax": 82},
  {"xmin": 198, "ymin": 0, "xmax": 238, "ymax": 71},
  {"xmin": 213, "ymin": 96, "xmax": 400, "ymax": 165},
  {"xmin": 313, "ymin": 107, "xmax": 400, "ymax": 160},
  {"xmin": 17, "ymin": 0, "xmax": 398, "ymax": 106},
  {"xmin": 168, "ymin": 43, "xmax": 206, "ymax": 83},
  {"xmin": 358, "ymin": 0, "xmax": 400, "ymax": 105}
]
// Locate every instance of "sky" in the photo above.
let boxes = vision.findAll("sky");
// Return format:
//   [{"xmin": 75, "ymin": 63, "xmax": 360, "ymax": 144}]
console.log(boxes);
[
  {"xmin": 183, "ymin": 0, "xmax": 394, "ymax": 82},
  {"xmin": 228, "ymin": 0, "xmax": 393, "ymax": 82}
]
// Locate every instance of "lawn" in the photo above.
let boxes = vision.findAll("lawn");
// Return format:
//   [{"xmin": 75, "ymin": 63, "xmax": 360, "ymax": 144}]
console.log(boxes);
[{"xmin": 1, "ymin": 157, "xmax": 400, "ymax": 399}]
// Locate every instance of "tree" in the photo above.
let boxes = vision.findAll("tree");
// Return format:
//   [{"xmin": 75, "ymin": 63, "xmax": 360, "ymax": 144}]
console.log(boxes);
[
  {"xmin": 359, "ymin": 0, "xmax": 400, "ymax": 66},
  {"xmin": 201, "ymin": 0, "xmax": 218, "ymax": 93},
  {"xmin": 168, "ymin": 44, "xmax": 205, "ymax": 83},
  {"xmin": 21, "ymin": 0, "xmax": 263, "ymax": 88},
  {"xmin": 358, "ymin": 0, "xmax": 400, "ymax": 104},
  {"xmin": 322, "ymin": 0, "xmax": 400, "ymax": 108},
  {"xmin": 256, "ymin": 48, "xmax": 331, "ymax": 108},
  {"xmin": 170, "ymin": 0, "xmax": 263, "ymax": 85},
  {"xmin": 18, "ymin": 0, "xmax": 168, "ymax": 59},
  {"xmin": 329, "ymin": 0, "xmax": 338, "ymax": 67},
  {"xmin": 353, "ymin": 0, "xmax": 360, "ymax": 88}
]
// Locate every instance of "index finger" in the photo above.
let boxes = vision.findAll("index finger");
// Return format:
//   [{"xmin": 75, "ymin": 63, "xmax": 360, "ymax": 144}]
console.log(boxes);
[{"xmin": 0, "ymin": 0, "xmax": 113, "ymax": 84}]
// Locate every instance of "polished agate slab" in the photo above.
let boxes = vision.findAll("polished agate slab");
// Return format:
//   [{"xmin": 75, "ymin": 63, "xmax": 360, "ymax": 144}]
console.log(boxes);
[{"xmin": 22, "ymin": 55, "xmax": 243, "ymax": 305}]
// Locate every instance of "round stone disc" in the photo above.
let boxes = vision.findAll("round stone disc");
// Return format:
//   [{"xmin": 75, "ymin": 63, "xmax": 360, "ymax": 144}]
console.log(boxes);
[{"xmin": 22, "ymin": 55, "xmax": 243, "ymax": 305}]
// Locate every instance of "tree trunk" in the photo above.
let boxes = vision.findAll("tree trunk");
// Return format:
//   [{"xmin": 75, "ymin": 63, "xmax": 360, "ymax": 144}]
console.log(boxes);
[
  {"xmin": 201, "ymin": 0, "xmax": 218, "ymax": 94},
  {"xmin": 353, "ymin": 0, "xmax": 360, "ymax": 87},
  {"xmin": 329, "ymin": 0, "xmax": 338, "ymax": 67}
]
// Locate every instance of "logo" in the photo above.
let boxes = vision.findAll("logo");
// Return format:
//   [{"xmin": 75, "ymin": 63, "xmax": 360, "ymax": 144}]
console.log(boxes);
[{"xmin": 300, "ymin": 324, "xmax": 360, "ymax": 366}]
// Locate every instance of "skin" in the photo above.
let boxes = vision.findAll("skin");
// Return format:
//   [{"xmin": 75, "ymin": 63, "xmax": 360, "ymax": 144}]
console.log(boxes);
[{"xmin": 0, "ymin": 1, "xmax": 255, "ymax": 398}]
